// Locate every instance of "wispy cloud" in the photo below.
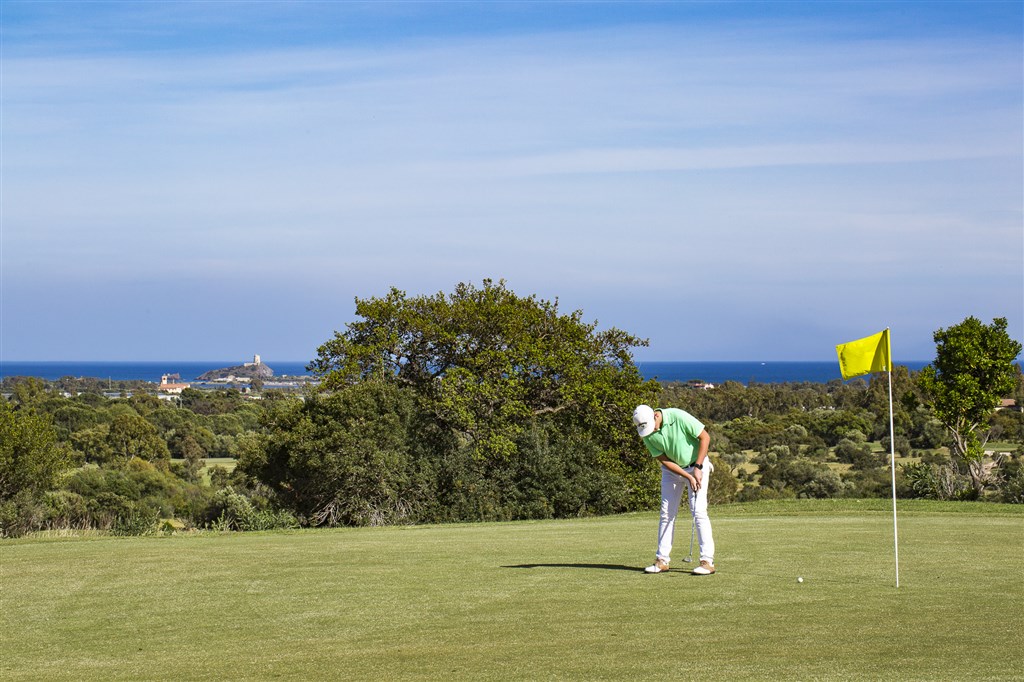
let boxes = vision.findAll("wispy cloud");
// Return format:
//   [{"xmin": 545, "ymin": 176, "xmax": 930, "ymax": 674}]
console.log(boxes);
[{"xmin": 2, "ymin": 5, "xmax": 1020, "ymax": 360}]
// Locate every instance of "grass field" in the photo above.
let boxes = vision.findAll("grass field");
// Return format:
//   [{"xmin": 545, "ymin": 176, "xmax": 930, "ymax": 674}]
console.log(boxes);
[{"xmin": 2, "ymin": 500, "xmax": 1022, "ymax": 681}]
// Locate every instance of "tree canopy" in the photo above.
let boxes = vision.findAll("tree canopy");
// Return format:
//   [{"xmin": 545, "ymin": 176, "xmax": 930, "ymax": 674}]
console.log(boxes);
[
  {"xmin": 309, "ymin": 279, "xmax": 658, "ymax": 464},
  {"xmin": 917, "ymin": 316, "xmax": 1022, "ymax": 494}
]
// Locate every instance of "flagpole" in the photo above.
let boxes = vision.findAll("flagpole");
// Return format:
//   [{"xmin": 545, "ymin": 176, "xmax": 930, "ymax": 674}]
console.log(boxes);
[
  {"xmin": 836, "ymin": 327, "xmax": 900, "ymax": 587},
  {"xmin": 887, "ymin": 360, "xmax": 900, "ymax": 588}
]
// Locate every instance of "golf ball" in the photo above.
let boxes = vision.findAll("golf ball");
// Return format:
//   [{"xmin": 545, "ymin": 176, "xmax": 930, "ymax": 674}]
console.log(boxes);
[{"xmin": 797, "ymin": 577, "xmax": 804, "ymax": 583}]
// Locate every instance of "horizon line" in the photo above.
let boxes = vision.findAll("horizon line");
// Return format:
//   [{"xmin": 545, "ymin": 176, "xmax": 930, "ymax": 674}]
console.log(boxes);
[{"xmin": 1, "ymin": 358, "xmax": 945, "ymax": 364}]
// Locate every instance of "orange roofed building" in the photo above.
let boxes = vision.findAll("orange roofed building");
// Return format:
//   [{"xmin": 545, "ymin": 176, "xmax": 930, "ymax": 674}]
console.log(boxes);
[{"xmin": 159, "ymin": 373, "xmax": 191, "ymax": 394}]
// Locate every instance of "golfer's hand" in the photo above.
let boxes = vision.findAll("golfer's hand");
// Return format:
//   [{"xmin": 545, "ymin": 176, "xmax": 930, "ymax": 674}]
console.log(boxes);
[{"xmin": 692, "ymin": 468, "xmax": 703, "ymax": 492}]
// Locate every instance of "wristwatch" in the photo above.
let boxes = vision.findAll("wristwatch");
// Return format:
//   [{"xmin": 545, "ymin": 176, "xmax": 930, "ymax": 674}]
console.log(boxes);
[{"xmin": 694, "ymin": 461, "xmax": 704, "ymax": 470}]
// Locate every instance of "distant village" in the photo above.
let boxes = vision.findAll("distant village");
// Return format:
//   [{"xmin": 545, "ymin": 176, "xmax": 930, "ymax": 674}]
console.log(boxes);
[
  {"xmin": 0, "ymin": 355, "xmax": 317, "ymax": 402},
  {"xmin": 156, "ymin": 354, "xmax": 315, "ymax": 399}
]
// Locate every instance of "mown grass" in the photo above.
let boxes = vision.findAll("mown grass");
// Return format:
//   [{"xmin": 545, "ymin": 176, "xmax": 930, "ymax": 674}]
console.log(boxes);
[{"xmin": 2, "ymin": 500, "xmax": 1021, "ymax": 681}]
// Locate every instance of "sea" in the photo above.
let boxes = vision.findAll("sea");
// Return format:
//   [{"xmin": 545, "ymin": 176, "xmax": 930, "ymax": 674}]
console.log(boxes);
[{"xmin": 0, "ymin": 360, "xmax": 932, "ymax": 385}]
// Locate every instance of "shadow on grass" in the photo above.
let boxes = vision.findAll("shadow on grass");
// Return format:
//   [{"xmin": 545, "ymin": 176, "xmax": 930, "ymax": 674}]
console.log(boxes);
[
  {"xmin": 503, "ymin": 563, "xmax": 652, "ymax": 573},
  {"xmin": 503, "ymin": 561, "xmax": 712, "ymax": 573}
]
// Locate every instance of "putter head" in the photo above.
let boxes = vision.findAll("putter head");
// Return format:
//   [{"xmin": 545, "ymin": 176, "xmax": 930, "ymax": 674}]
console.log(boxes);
[{"xmin": 683, "ymin": 556, "xmax": 693, "ymax": 563}]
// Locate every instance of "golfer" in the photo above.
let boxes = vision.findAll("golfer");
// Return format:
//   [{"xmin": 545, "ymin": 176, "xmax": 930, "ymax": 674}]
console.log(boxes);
[{"xmin": 633, "ymin": 404, "xmax": 716, "ymax": 575}]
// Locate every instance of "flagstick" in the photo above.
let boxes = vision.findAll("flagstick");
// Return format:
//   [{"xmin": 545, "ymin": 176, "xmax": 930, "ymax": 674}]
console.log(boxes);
[
  {"xmin": 836, "ymin": 328, "xmax": 899, "ymax": 587},
  {"xmin": 887, "ymin": 365, "xmax": 900, "ymax": 588}
]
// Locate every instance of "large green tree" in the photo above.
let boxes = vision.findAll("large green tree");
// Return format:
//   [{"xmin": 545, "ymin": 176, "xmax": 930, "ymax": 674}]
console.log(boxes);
[
  {"xmin": 309, "ymin": 280, "xmax": 659, "ymax": 504},
  {"xmin": 0, "ymin": 400, "xmax": 74, "ymax": 501},
  {"xmin": 917, "ymin": 316, "xmax": 1022, "ymax": 495}
]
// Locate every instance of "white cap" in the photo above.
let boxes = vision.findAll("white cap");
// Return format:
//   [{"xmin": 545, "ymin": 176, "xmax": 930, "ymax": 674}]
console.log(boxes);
[{"xmin": 632, "ymin": 405, "xmax": 656, "ymax": 438}]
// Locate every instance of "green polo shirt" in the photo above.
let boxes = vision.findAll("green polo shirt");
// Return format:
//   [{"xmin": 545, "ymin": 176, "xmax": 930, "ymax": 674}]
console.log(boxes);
[{"xmin": 642, "ymin": 407, "xmax": 705, "ymax": 468}]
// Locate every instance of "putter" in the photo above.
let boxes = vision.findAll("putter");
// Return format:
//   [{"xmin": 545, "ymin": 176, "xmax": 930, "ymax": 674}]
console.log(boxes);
[{"xmin": 683, "ymin": 518, "xmax": 695, "ymax": 562}]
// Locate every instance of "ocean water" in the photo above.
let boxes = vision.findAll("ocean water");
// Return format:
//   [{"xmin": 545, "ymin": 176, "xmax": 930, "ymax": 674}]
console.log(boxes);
[
  {"xmin": 0, "ymin": 360, "xmax": 315, "ymax": 383},
  {"xmin": 0, "ymin": 359, "xmax": 931, "ymax": 385},
  {"xmin": 637, "ymin": 361, "xmax": 929, "ymax": 384}
]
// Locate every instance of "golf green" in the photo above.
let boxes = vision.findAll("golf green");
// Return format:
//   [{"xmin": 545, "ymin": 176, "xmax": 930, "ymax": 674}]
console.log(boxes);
[{"xmin": 2, "ymin": 500, "xmax": 1021, "ymax": 680}]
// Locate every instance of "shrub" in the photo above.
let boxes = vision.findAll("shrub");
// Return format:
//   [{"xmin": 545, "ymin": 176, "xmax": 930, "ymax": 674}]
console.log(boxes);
[
  {"xmin": 918, "ymin": 450, "xmax": 949, "ymax": 466},
  {"xmin": 881, "ymin": 435, "xmax": 913, "ymax": 458},
  {"xmin": 87, "ymin": 491, "xmax": 137, "ymax": 529},
  {"xmin": 111, "ymin": 506, "xmax": 159, "ymax": 536},
  {"xmin": 753, "ymin": 449, "xmax": 846, "ymax": 499},
  {"xmin": 841, "ymin": 467, "xmax": 893, "ymax": 498},
  {"xmin": 900, "ymin": 461, "xmax": 974, "ymax": 500},
  {"xmin": 720, "ymin": 417, "xmax": 786, "ymax": 451},
  {"xmin": 834, "ymin": 439, "xmax": 879, "ymax": 468},
  {"xmin": 844, "ymin": 430, "xmax": 868, "ymax": 444},
  {"xmin": 996, "ymin": 455, "xmax": 1024, "ymax": 504},
  {"xmin": 209, "ymin": 487, "xmax": 297, "ymax": 531},
  {"xmin": 42, "ymin": 490, "xmax": 92, "ymax": 530},
  {"xmin": 735, "ymin": 483, "xmax": 792, "ymax": 503},
  {"xmin": 806, "ymin": 409, "xmax": 874, "ymax": 447},
  {"xmin": 62, "ymin": 460, "xmax": 211, "ymax": 530},
  {"xmin": 0, "ymin": 490, "xmax": 48, "ymax": 538}
]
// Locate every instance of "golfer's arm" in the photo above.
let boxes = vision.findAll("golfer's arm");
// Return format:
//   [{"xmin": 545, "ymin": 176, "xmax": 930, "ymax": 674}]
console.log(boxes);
[
  {"xmin": 695, "ymin": 429, "xmax": 710, "ymax": 466},
  {"xmin": 656, "ymin": 455, "xmax": 695, "ymax": 482}
]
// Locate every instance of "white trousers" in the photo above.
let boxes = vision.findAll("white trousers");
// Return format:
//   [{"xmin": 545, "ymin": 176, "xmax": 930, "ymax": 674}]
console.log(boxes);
[{"xmin": 656, "ymin": 461, "xmax": 715, "ymax": 564}]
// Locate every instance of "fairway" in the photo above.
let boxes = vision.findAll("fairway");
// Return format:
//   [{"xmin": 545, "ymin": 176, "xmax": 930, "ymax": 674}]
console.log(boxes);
[{"xmin": 2, "ymin": 501, "xmax": 1021, "ymax": 681}]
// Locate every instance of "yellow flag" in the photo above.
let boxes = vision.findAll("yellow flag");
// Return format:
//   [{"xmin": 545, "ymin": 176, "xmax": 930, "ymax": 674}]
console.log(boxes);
[{"xmin": 836, "ymin": 329, "xmax": 891, "ymax": 380}]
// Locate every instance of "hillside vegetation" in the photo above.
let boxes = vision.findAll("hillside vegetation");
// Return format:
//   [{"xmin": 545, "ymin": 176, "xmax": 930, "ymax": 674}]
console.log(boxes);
[{"xmin": 2, "ymin": 284, "xmax": 1021, "ymax": 537}]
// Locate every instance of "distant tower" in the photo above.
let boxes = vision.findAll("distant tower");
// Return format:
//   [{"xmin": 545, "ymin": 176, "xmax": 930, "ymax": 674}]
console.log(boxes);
[{"xmin": 253, "ymin": 354, "xmax": 261, "ymax": 366}]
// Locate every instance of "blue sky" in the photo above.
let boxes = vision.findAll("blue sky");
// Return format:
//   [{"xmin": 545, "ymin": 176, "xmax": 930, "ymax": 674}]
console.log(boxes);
[{"xmin": 2, "ymin": 1, "xmax": 1021, "ymax": 363}]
